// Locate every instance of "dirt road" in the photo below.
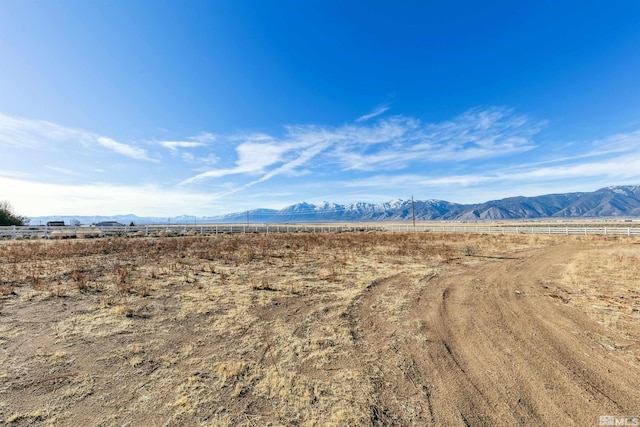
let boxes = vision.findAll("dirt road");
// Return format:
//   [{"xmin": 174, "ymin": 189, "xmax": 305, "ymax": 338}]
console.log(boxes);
[
  {"xmin": 349, "ymin": 244, "xmax": 640, "ymax": 425},
  {"xmin": 2, "ymin": 235, "xmax": 639, "ymax": 425}
]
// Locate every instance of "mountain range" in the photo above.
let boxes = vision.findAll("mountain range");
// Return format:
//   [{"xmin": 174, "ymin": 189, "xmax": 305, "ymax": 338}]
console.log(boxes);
[{"xmin": 28, "ymin": 185, "xmax": 640, "ymax": 225}]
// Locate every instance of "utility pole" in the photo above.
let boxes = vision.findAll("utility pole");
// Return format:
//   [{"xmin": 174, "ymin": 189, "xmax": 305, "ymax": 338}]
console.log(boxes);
[{"xmin": 411, "ymin": 195, "xmax": 416, "ymax": 230}]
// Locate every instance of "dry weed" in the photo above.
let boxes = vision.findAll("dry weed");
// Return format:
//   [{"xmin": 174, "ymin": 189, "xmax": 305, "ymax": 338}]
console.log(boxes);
[{"xmin": 0, "ymin": 231, "xmax": 619, "ymax": 425}]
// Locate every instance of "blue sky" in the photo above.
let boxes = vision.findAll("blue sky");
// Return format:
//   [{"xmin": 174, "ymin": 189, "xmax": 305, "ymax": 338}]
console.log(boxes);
[{"xmin": 1, "ymin": 1, "xmax": 640, "ymax": 216}]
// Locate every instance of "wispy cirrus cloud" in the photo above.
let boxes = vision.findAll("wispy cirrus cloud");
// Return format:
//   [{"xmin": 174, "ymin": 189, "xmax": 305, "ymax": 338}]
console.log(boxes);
[
  {"xmin": 179, "ymin": 135, "xmax": 299, "ymax": 185},
  {"xmin": 159, "ymin": 131, "xmax": 216, "ymax": 152},
  {"xmin": 97, "ymin": 137, "xmax": 157, "ymax": 162},
  {"xmin": 337, "ymin": 107, "xmax": 541, "ymax": 172},
  {"xmin": 6, "ymin": 106, "xmax": 640, "ymax": 216},
  {"xmin": 0, "ymin": 113, "xmax": 156, "ymax": 162},
  {"xmin": 158, "ymin": 132, "xmax": 219, "ymax": 166},
  {"xmin": 345, "ymin": 151, "xmax": 640, "ymax": 193},
  {"xmin": 189, "ymin": 132, "xmax": 216, "ymax": 142},
  {"xmin": 588, "ymin": 129, "xmax": 640, "ymax": 155},
  {"xmin": 0, "ymin": 113, "xmax": 92, "ymax": 148},
  {"xmin": 179, "ymin": 106, "xmax": 543, "ymax": 186},
  {"xmin": 356, "ymin": 105, "xmax": 390, "ymax": 122},
  {"xmin": 160, "ymin": 140, "xmax": 207, "ymax": 151},
  {"xmin": 44, "ymin": 165, "xmax": 84, "ymax": 177}
]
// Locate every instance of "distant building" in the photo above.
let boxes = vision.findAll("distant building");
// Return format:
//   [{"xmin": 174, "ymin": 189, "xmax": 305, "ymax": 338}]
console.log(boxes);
[{"xmin": 46, "ymin": 221, "xmax": 65, "ymax": 227}]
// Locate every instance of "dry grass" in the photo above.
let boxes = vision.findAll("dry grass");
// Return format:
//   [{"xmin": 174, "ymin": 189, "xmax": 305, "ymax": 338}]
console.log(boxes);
[
  {"xmin": 0, "ymin": 231, "xmax": 636, "ymax": 425},
  {"xmin": 557, "ymin": 241, "xmax": 640, "ymax": 354}
]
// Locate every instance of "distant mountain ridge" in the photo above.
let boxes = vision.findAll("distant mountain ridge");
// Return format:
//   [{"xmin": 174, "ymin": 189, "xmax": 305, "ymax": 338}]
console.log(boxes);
[{"xmin": 28, "ymin": 185, "xmax": 640, "ymax": 225}]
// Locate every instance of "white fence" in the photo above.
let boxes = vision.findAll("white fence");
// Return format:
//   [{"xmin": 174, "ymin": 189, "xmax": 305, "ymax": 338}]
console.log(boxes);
[
  {"xmin": 2, "ymin": 223, "xmax": 640, "ymax": 239},
  {"xmin": 385, "ymin": 224, "xmax": 640, "ymax": 236}
]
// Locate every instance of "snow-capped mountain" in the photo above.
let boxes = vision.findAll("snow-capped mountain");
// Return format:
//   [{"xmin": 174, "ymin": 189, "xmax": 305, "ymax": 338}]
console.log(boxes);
[{"xmin": 28, "ymin": 185, "xmax": 640, "ymax": 225}]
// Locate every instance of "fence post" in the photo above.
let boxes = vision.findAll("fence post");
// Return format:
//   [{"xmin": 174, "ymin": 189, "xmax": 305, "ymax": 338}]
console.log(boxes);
[{"xmin": 11, "ymin": 225, "xmax": 16, "ymax": 240}]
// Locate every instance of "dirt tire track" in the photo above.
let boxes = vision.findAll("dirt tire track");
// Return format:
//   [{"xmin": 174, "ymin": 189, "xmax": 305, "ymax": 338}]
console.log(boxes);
[{"xmin": 350, "ymin": 243, "xmax": 640, "ymax": 425}]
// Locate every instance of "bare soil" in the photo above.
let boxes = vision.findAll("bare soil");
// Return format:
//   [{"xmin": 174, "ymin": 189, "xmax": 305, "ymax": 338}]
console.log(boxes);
[{"xmin": 1, "ymin": 232, "xmax": 639, "ymax": 426}]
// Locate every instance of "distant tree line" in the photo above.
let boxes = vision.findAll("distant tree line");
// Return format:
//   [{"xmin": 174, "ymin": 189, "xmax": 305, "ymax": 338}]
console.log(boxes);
[{"xmin": 0, "ymin": 201, "xmax": 29, "ymax": 226}]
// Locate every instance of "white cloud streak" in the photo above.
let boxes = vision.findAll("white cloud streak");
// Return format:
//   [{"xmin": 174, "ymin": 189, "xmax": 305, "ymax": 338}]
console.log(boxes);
[
  {"xmin": 160, "ymin": 141, "xmax": 206, "ymax": 151},
  {"xmin": 97, "ymin": 137, "xmax": 157, "ymax": 162},
  {"xmin": 160, "ymin": 132, "xmax": 216, "ymax": 152},
  {"xmin": 4, "ymin": 107, "xmax": 640, "ymax": 215},
  {"xmin": 589, "ymin": 129, "xmax": 640, "ymax": 155},
  {"xmin": 179, "ymin": 106, "xmax": 543, "ymax": 186},
  {"xmin": 356, "ymin": 106, "xmax": 390, "ymax": 122},
  {"xmin": 0, "ymin": 113, "xmax": 156, "ymax": 161},
  {"xmin": 188, "ymin": 132, "xmax": 217, "ymax": 142},
  {"xmin": 345, "ymin": 152, "xmax": 640, "ymax": 190},
  {"xmin": 0, "ymin": 113, "xmax": 92, "ymax": 148}
]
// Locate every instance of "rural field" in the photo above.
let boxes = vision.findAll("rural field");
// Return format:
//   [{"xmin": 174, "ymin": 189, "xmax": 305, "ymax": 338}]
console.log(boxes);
[{"xmin": 1, "ymin": 231, "xmax": 639, "ymax": 426}]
